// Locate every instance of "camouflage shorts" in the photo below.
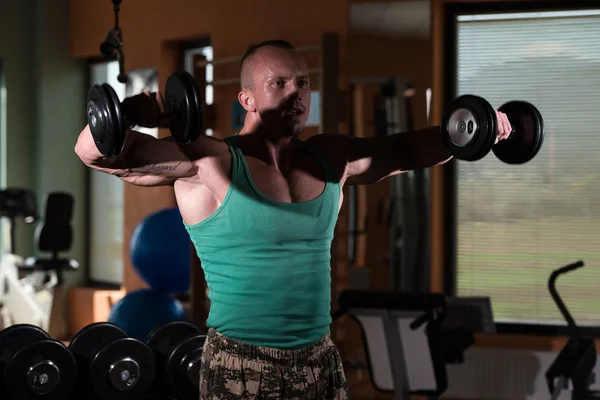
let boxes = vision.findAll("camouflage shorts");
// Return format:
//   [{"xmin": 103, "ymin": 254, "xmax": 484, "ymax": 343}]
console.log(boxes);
[{"xmin": 199, "ymin": 329, "xmax": 349, "ymax": 399}]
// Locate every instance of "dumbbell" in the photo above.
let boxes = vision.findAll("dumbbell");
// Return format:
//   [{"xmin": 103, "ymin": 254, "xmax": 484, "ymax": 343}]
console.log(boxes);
[
  {"xmin": 0, "ymin": 324, "xmax": 77, "ymax": 400},
  {"xmin": 86, "ymin": 71, "xmax": 204, "ymax": 157},
  {"xmin": 441, "ymin": 94, "xmax": 545, "ymax": 164},
  {"xmin": 146, "ymin": 321, "xmax": 206, "ymax": 400},
  {"xmin": 68, "ymin": 322, "xmax": 155, "ymax": 400}
]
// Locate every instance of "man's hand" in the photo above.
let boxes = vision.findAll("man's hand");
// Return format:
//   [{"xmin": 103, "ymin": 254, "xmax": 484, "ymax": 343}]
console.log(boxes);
[
  {"xmin": 121, "ymin": 90, "xmax": 169, "ymax": 129},
  {"xmin": 495, "ymin": 110, "xmax": 512, "ymax": 143}
]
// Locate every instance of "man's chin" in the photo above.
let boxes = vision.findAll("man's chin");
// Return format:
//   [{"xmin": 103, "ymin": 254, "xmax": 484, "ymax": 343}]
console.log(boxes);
[
  {"xmin": 282, "ymin": 123, "xmax": 305, "ymax": 137},
  {"xmin": 292, "ymin": 128, "xmax": 305, "ymax": 137}
]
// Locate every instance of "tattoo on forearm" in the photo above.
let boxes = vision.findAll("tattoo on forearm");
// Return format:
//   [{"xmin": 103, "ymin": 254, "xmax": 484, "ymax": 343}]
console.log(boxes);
[
  {"xmin": 133, "ymin": 160, "xmax": 183, "ymax": 173},
  {"xmin": 111, "ymin": 159, "xmax": 183, "ymax": 177}
]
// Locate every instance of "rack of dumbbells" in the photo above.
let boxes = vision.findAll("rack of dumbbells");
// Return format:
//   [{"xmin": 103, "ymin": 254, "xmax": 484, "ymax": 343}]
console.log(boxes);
[{"xmin": 0, "ymin": 320, "xmax": 205, "ymax": 400}]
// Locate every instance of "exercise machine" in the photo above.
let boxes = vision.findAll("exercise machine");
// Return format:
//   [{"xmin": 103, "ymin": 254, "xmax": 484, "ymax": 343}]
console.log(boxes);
[
  {"xmin": 546, "ymin": 261, "xmax": 600, "ymax": 400},
  {"xmin": 332, "ymin": 290, "xmax": 492, "ymax": 400},
  {"xmin": 0, "ymin": 188, "xmax": 38, "ymax": 310},
  {"xmin": 2, "ymin": 192, "xmax": 78, "ymax": 339}
]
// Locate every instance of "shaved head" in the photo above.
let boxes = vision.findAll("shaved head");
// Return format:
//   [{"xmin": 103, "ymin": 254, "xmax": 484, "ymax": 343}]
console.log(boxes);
[
  {"xmin": 240, "ymin": 40, "xmax": 296, "ymax": 90},
  {"xmin": 237, "ymin": 39, "xmax": 311, "ymax": 138}
]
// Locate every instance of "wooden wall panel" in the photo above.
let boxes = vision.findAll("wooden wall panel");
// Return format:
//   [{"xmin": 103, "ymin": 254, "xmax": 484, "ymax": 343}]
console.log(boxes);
[
  {"xmin": 430, "ymin": 0, "xmax": 447, "ymax": 293},
  {"xmin": 347, "ymin": 34, "xmax": 432, "ymax": 131},
  {"xmin": 70, "ymin": 0, "xmax": 349, "ymax": 61}
]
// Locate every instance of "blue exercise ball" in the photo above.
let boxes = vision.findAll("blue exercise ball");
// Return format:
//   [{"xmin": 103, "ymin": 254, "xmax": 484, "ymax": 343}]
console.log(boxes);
[
  {"xmin": 108, "ymin": 289, "xmax": 187, "ymax": 341},
  {"xmin": 130, "ymin": 207, "xmax": 191, "ymax": 293}
]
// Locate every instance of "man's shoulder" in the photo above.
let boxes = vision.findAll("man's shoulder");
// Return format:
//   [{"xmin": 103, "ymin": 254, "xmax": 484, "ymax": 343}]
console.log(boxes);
[
  {"xmin": 304, "ymin": 132, "xmax": 351, "ymax": 154},
  {"xmin": 304, "ymin": 133, "xmax": 351, "ymax": 180},
  {"xmin": 178, "ymin": 134, "xmax": 230, "ymax": 160}
]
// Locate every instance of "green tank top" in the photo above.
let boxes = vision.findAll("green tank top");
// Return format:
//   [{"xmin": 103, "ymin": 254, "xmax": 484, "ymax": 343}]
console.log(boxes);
[{"xmin": 184, "ymin": 135, "xmax": 341, "ymax": 349}]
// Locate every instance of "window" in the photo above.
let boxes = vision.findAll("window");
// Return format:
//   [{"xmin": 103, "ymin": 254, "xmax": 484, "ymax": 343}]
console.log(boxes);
[
  {"xmin": 449, "ymin": 7, "xmax": 600, "ymax": 330},
  {"xmin": 184, "ymin": 44, "xmax": 214, "ymax": 136},
  {"xmin": 88, "ymin": 61, "xmax": 125, "ymax": 285}
]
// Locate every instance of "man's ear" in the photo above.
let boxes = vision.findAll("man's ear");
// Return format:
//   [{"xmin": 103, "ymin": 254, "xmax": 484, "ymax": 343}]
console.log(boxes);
[{"xmin": 238, "ymin": 91, "xmax": 256, "ymax": 112}]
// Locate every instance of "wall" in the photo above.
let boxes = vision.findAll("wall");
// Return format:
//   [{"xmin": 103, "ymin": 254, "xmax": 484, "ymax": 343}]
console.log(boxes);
[
  {"xmin": 0, "ymin": 0, "xmax": 87, "ymax": 287},
  {"xmin": 347, "ymin": 34, "xmax": 432, "ymax": 130},
  {"xmin": 69, "ymin": 0, "xmax": 350, "ymax": 290},
  {"xmin": 0, "ymin": 1, "xmax": 37, "ymax": 256},
  {"xmin": 337, "ymin": 32, "xmax": 435, "ymax": 398},
  {"xmin": 346, "ymin": 34, "xmax": 433, "ymax": 296},
  {"xmin": 34, "ymin": 0, "xmax": 88, "ymax": 287},
  {"xmin": 0, "ymin": 0, "xmax": 87, "ymax": 335}
]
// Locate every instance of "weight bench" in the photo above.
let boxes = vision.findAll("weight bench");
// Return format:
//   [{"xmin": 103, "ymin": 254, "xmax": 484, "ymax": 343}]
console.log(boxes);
[{"xmin": 335, "ymin": 290, "xmax": 490, "ymax": 400}]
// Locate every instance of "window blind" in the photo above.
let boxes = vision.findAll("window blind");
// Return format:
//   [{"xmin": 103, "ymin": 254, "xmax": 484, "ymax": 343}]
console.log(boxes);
[{"xmin": 454, "ymin": 9, "xmax": 600, "ymax": 327}]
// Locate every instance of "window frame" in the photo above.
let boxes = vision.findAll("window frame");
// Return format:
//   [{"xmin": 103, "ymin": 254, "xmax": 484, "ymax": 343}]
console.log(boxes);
[
  {"xmin": 83, "ymin": 56, "xmax": 124, "ymax": 290},
  {"xmin": 178, "ymin": 37, "xmax": 212, "ymax": 73},
  {"xmin": 442, "ymin": 0, "xmax": 600, "ymax": 338}
]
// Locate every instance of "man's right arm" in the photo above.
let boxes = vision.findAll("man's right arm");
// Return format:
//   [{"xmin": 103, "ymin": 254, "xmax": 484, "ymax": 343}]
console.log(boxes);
[{"xmin": 74, "ymin": 124, "xmax": 198, "ymax": 187}]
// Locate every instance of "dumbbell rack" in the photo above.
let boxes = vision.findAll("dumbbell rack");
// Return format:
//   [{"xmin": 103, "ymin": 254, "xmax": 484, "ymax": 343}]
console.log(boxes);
[{"xmin": 0, "ymin": 320, "xmax": 206, "ymax": 400}]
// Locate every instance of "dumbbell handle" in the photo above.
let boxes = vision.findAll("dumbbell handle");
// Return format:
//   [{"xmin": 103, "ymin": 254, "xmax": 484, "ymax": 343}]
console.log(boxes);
[
  {"xmin": 120, "ymin": 93, "xmax": 173, "ymax": 129},
  {"xmin": 501, "ymin": 114, "xmax": 517, "ymax": 139}
]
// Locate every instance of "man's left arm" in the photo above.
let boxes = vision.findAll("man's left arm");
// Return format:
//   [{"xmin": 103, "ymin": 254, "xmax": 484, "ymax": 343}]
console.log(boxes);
[
  {"xmin": 344, "ymin": 126, "xmax": 451, "ymax": 185},
  {"xmin": 342, "ymin": 109, "xmax": 513, "ymax": 185}
]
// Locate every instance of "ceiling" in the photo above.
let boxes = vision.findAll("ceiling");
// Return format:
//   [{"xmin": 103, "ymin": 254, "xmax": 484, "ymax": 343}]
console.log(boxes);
[{"xmin": 350, "ymin": 1, "xmax": 431, "ymax": 39}]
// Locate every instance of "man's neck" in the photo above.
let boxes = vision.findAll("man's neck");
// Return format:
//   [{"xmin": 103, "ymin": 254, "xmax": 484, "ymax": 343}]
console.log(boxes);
[{"xmin": 237, "ymin": 129, "xmax": 298, "ymax": 171}]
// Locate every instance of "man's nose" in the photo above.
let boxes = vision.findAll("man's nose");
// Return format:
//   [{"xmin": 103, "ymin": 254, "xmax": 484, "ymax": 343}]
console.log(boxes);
[{"xmin": 286, "ymin": 87, "xmax": 302, "ymax": 102}]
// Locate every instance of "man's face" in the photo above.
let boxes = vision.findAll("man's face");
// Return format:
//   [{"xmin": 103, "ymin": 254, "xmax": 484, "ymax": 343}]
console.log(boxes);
[{"xmin": 246, "ymin": 47, "xmax": 311, "ymax": 136}]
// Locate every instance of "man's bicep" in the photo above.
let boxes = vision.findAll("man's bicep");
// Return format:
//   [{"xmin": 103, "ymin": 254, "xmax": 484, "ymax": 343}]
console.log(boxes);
[
  {"xmin": 345, "ymin": 134, "xmax": 416, "ymax": 185},
  {"xmin": 346, "ymin": 136, "xmax": 378, "ymax": 177},
  {"xmin": 177, "ymin": 134, "xmax": 228, "ymax": 162},
  {"xmin": 308, "ymin": 133, "xmax": 389, "ymax": 184},
  {"xmin": 306, "ymin": 133, "xmax": 354, "ymax": 183}
]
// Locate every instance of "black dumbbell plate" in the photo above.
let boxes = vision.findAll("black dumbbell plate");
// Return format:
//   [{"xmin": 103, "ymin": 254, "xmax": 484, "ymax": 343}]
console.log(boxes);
[
  {"xmin": 3, "ymin": 339, "xmax": 78, "ymax": 400},
  {"xmin": 441, "ymin": 94, "xmax": 498, "ymax": 161},
  {"xmin": 164, "ymin": 72, "xmax": 203, "ymax": 144},
  {"xmin": 493, "ymin": 101, "xmax": 545, "ymax": 164},
  {"xmin": 87, "ymin": 84, "xmax": 125, "ymax": 156}
]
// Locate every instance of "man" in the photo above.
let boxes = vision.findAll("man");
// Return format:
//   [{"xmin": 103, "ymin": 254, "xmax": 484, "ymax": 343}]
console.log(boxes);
[{"xmin": 75, "ymin": 40, "xmax": 512, "ymax": 399}]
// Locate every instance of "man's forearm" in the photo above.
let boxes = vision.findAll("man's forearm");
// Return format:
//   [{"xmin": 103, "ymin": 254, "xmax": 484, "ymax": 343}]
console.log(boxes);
[
  {"xmin": 74, "ymin": 124, "xmax": 132, "ymax": 169},
  {"xmin": 74, "ymin": 126, "xmax": 196, "ymax": 185}
]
